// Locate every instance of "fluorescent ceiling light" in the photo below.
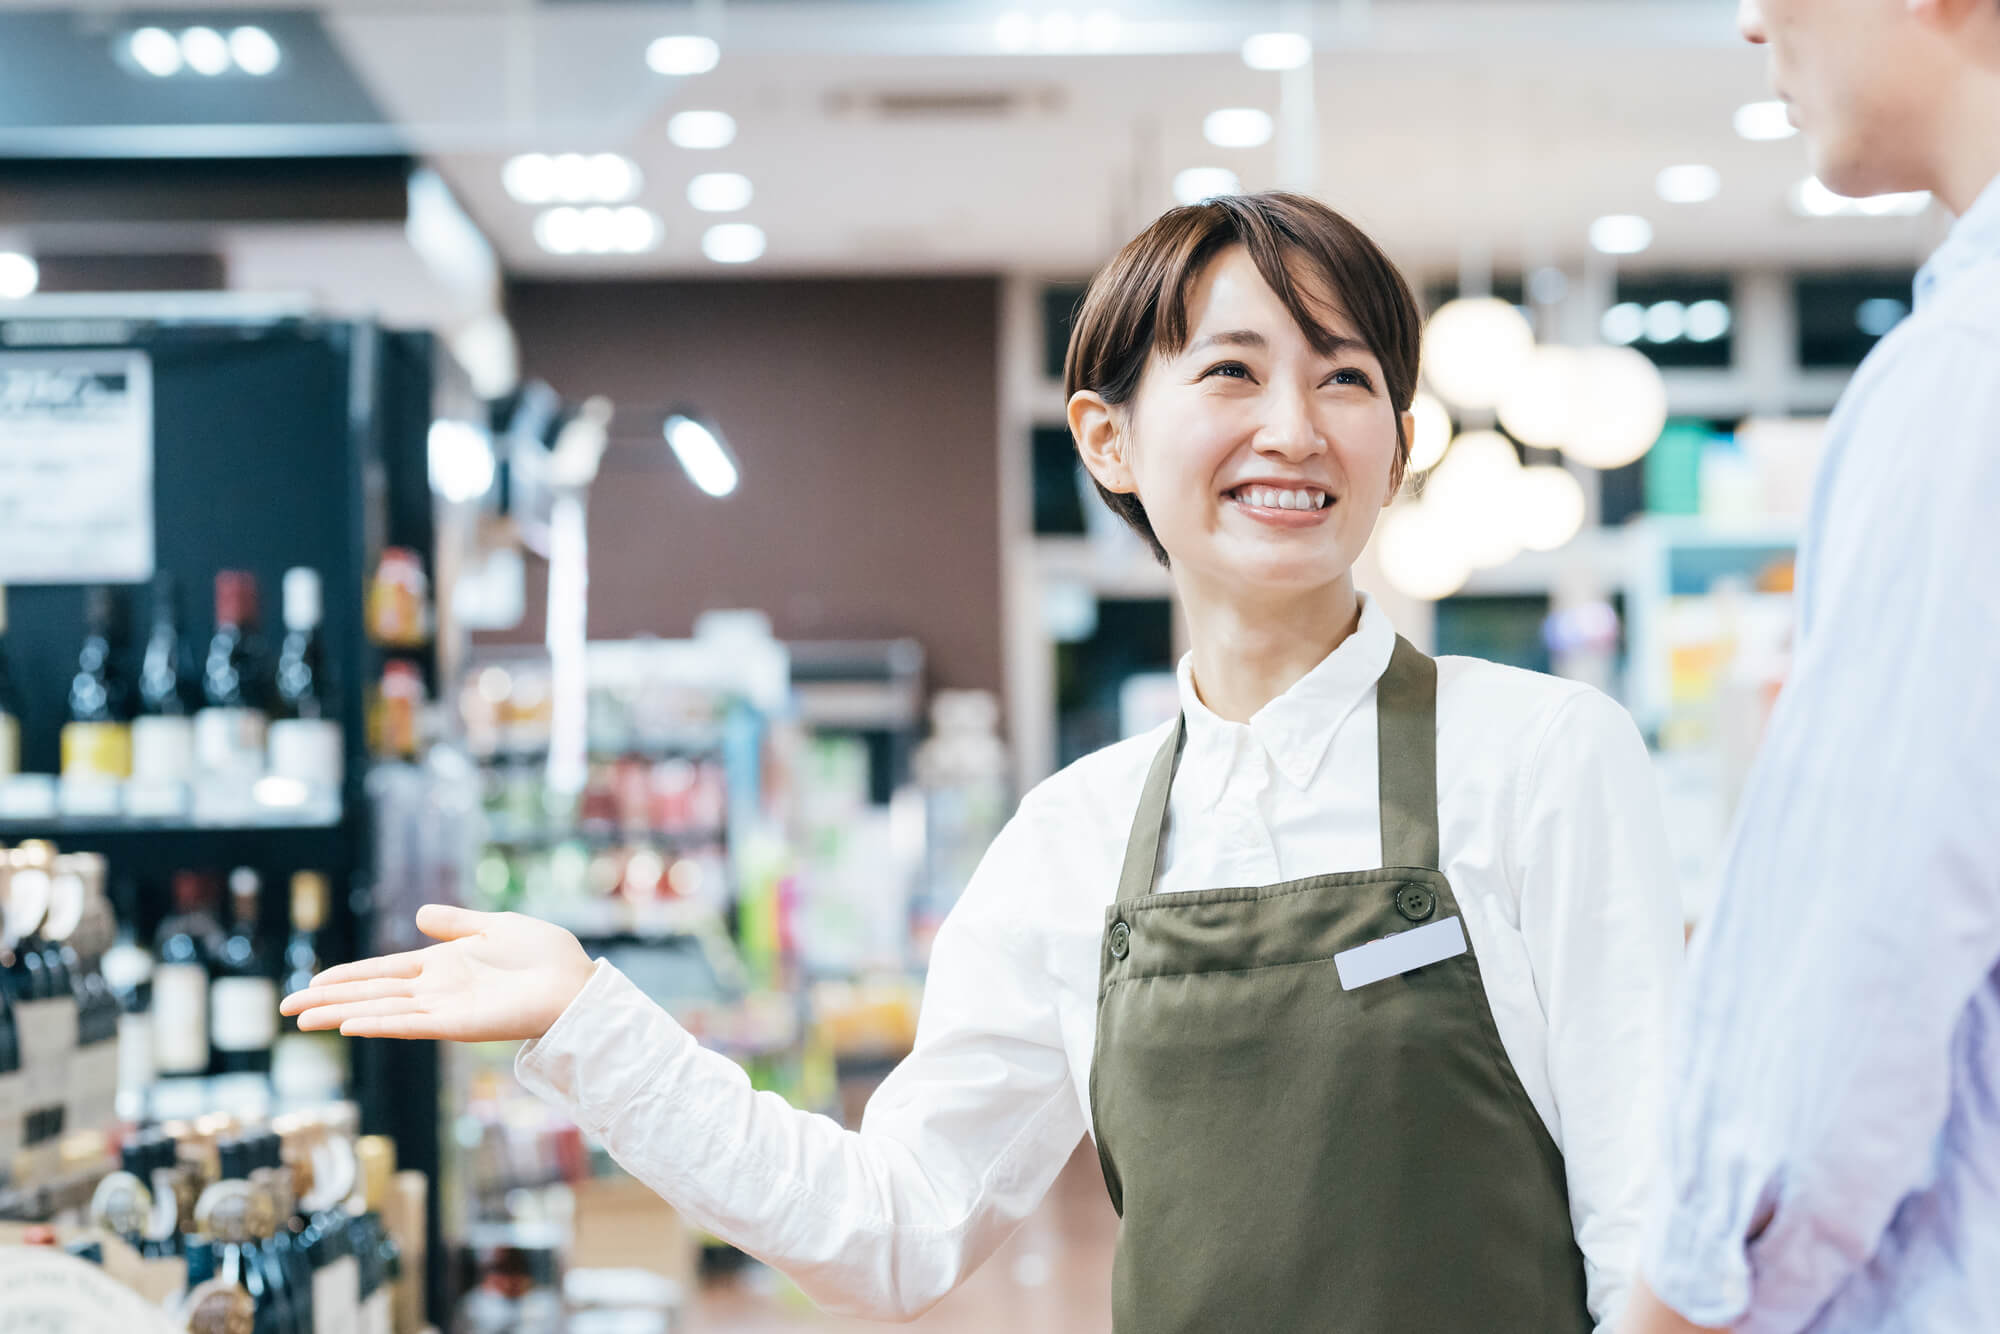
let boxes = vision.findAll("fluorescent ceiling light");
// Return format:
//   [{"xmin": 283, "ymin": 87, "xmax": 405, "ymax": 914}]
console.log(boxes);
[
  {"xmin": 1204, "ymin": 108, "xmax": 1274, "ymax": 149},
  {"xmin": 535, "ymin": 206, "xmax": 660, "ymax": 255},
  {"xmin": 669, "ymin": 110, "xmax": 737, "ymax": 150},
  {"xmin": 687, "ymin": 172, "xmax": 753, "ymax": 213},
  {"xmin": 1173, "ymin": 167, "xmax": 1241, "ymax": 206},
  {"xmin": 229, "ymin": 26, "xmax": 280, "ymax": 76},
  {"xmin": 1589, "ymin": 214, "xmax": 1654, "ymax": 255},
  {"xmin": 646, "ymin": 35, "xmax": 719, "ymax": 76},
  {"xmin": 1242, "ymin": 31, "xmax": 1311, "ymax": 71},
  {"xmin": 1600, "ymin": 302, "xmax": 1645, "ymax": 346},
  {"xmin": 1734, "ymin": 101, "xmax": 1797, "ymax": 141},
  {"xmin": 180, "ymin": 27, "xmax": 229, "ymax": 76},
  {"xmin": 0, "ymin": 253, "xmax": 39, "ymax": 300},
  {"xmin": 702, "ymin": 222, "xmax": 766, "ymax": 264},
  {"xmin": 127, "ymin": 27, "xmax": 182, "ymax": 77},
  {"xmin": 1685, "ymin": 300, "xmax": 1732, "ymax": 343},
  {"xmin": 665, "ymin": 413, "xmax": 740, "ymax": 497},
  {"xmin": 1656, "ymin": 164, "xmax": 1720, "ymax": 204}
]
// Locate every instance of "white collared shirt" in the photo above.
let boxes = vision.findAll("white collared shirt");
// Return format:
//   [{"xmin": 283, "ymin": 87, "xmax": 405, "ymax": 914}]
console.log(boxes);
[{"xmin": 517, "ymin": 596, "xmax": 1684, "ymax": 1328}]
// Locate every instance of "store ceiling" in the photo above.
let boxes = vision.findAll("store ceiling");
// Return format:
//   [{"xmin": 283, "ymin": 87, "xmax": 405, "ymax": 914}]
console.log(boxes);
[{"xmin": 0, "ymin": 0, "xmax": 1951, "ymax": 280}]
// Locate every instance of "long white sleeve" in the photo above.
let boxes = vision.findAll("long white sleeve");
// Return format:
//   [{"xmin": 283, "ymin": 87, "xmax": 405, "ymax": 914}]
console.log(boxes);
[
  {"xmin": 1508, "ymin": 687, "xmax": 1686, "ymax": 1329},
  {"xmin": 515, "ymin": 810, "xmax": 1087, "ymax": 1319}
]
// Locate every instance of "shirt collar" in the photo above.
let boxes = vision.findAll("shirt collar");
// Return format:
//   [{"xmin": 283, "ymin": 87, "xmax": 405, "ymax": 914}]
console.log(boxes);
[
  {"xmin": 1916, "ymin": 171, "xmax": 2000, "ymax": 311},
  {"xmin": 1174, "ymin": 594, "xmax": 1399, "ymax": 808}
]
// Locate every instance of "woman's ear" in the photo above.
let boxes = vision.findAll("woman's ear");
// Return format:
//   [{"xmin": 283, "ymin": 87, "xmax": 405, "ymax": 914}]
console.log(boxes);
[{"xmin": 1069, "ymin": 390, "xmax": 1135, "ymax": 495}]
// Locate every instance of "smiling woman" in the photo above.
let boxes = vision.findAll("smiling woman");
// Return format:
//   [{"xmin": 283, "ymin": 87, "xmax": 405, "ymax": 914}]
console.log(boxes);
[{"xmin": 286, "ymin": 190, "xmax": 1683, "ymax": 1334}]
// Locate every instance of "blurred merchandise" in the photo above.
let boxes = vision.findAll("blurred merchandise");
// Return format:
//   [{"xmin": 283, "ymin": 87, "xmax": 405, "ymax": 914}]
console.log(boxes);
[
  {"xmin": 0, "ymin": 587, "xmax": 19, "ymax": 778},
  {"xmin": 130, "ymin": 572, "xmax": 197, "ymax": 818},
  {"xmin": 61, "ymin": 587, "xmax": 133, "ymax": 804},
  {"xmin": 194, "ymin": 571, "xmax": 270, "ymax": 816},
  {"xmin": 372, "ymin": 661, "xmax": 427, "ymax": 762},
  {"xmin": 910, "ymin": 690, "xmax": 1010, "ymax": 957},
  {"xmin": 367, "ymin": 548, "xmax": 433, "ymax": 650},
  {"xmin": 268, "ymin": 567, "xmax": 343, "ymax": 820}
]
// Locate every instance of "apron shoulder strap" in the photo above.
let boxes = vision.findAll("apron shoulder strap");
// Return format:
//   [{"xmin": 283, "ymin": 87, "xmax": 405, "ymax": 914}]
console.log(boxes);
[
  {"xmin": 1376, "ymin": 635, "xmax": 1440, "ymax": 871},
  {"xmin": 1116, "ymin": 717, "xmax": 1184, "ymax": 905}
]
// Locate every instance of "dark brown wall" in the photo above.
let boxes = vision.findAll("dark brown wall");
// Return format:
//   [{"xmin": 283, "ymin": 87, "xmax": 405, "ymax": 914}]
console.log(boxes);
[{"xmin": 499, "ymin": 275, "xmax": 1004, "ymax": 695}]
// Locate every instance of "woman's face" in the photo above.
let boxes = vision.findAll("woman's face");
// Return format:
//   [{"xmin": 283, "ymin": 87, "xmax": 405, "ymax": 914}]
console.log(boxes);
[{"xmin": 1080, "ymin": 244, "xmax": 1408, "ymax": 603}]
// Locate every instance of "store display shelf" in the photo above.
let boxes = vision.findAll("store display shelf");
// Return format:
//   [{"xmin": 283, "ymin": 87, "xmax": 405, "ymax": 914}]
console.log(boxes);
[
  {"xmin": 474, "ymin": 740, "xmax": 727, "ymax": 766},
  {"xmin": 0, "ymin": 811, "xmax": 342, "ymax": 837},
  {"xmin": 481, "ymin": 823, "xmax": 726, "ymax": 849}
]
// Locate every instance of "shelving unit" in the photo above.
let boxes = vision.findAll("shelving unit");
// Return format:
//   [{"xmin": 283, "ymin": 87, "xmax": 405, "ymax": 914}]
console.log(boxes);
[{"xmin": 0, "ymin": 306, "xmax": 448, "ymax": 1314}]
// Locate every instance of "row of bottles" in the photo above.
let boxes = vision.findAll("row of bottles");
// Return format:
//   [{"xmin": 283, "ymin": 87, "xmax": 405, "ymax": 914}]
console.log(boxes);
[
  {"xmin": 0, "ymin": 570, "xmax": 340, "ymax": 822},
  {"xmin": 2, "ymin": 837, "xmax": 348, "ymax": 1192},
  {"xmin": 128, "ymin": 863, "xmax": 347, "ymax": 1118},
  {"xmin": 0, "ymin": 842, "xmax": 120, "ymax": 1189},
  {"xmin": 70, "ymin": 1109, "xmax": 427, "ymax": 1334}
]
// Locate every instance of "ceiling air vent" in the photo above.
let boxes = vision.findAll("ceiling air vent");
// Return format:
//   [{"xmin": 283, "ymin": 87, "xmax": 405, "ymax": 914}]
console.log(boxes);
[{"xmin": 823, "ymin": 85, "xmax": 1065, "ymax": 121}]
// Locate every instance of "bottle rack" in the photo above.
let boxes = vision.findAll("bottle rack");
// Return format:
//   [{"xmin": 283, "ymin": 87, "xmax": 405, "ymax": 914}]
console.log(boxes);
[{"xmin": 0, "ymin": 310, "xmax": 445, "ymax": 1314}]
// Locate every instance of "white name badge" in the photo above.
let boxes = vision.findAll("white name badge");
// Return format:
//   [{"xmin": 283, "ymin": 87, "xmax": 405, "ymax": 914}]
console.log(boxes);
[{"xmin": 1334, "ymin": 916, "xmax": 1468, "ymax": 991}]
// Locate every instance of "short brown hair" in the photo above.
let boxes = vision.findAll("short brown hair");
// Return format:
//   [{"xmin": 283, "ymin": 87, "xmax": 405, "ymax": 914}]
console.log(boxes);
[{"xmin": 1062, "ymin": 191, "xmax": 1422, "ymax": 564}]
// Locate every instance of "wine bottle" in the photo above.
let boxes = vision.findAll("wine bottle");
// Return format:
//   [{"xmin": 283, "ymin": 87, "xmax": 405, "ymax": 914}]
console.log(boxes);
[
  {"xmin": 0, "ymin": 957, "xmax": 23, "ymax": 1192},
  {"xmin": 3, "ymin": 842, "xmax": 66, "ymax": 1182},
  {"xmin": 273, "ymin": 871, "xmax": 346, "ymax": 1105},
  {"xmin": 211, "ymin": 868, "xmax": 278, "ymax": 1077},
  {"xmin": 133, "ymin": 571, "xmax": 199, "ymax": 805},
  {"xmin": 196, "ymin": 570, "xmax": 270, "ymax": 790},
  {"xmin": 100, "ymin": 874, "xmax": 156, "ymax": 1122},
  {"xmin": 189, "ymin": 1169, "xmax": 282, "ymax": 1334},
  {"xmin": 354, "ymin": 1135, "xmax": 398, "ymax": 1334},
  {"xmin": 0, "ymin": 584, "xmax": 21, "ymax": 777},
  {"xmin": 154, "ymin": 870, "xmax": 223, "ymax": 1082},
  {"xmin": 62, "ymin": 585, "xmax": 134, "ymax": 783},
  {"xmin": 269, "ymin": 568, "xmax": 342, "ymax": 809}
]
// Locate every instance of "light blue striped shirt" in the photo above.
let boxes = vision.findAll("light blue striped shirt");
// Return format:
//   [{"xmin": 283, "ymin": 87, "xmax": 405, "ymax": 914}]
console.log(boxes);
[{"xmin": 1643, "ymin": 173, "xmax": 2000, "ymax": 1333}]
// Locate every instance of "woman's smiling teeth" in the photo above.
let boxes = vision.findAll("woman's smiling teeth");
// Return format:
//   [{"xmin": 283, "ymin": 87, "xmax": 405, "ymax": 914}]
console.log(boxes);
[{"xmin": 1229, "ymin": 485, "xmax": 1332, "ymax": 511}]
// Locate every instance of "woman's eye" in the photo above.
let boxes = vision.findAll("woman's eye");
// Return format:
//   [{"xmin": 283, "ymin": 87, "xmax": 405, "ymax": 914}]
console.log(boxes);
[
  {"xmin": 1202, "ymin": 362, "xmax": 1251, "ymax": 380},
  {"xmin": 1327, "ymin": 368, "xmax": 1374, "ymax": 389}
]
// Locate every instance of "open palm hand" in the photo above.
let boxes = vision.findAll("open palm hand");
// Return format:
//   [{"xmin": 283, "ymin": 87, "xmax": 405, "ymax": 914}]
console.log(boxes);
[{"xmin": 280, "ymin": 905, "xmax": 596, "ymax": 1043}]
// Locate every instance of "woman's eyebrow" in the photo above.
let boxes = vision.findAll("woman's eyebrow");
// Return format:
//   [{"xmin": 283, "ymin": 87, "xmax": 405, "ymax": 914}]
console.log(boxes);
[{"xmin": 1187, "ymin": 328, "xmax": 1367, "ymax": 356}]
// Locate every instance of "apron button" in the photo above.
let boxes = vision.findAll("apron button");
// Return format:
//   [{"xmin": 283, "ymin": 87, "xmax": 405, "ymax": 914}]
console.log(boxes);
[
  {"xmin": 1108, "ymin": 920, "xmax": 1132, "ymax": 959},
  {"xmin": 1395, "ymin": 885, "xmax": 1436, "ymax": 922}
]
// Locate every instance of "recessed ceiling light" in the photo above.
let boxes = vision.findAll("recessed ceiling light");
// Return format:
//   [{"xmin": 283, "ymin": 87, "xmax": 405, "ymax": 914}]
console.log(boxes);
[
  {"xmin": 1600, "ymin": 302, "xmax": 1646, "ymax": 346},
  {"xmin": 669, "ymin": 110, "xmax": 737, "ymax": 150},
  {"xmin": 1589, "ymin": 214, "xmax": 1654, "ymax": 255},
  {"xmin": 702, "ymin": 222, "xmax": 766, "ymax": 264},
  {"xmin": 1173, "ymin": 167, "xmax": 1242, "ymax": 206},
  {"xmin": 1242, "ymin": 31, "xmax": 1311, "ymax": 71},
  {"xmin": 229, "ymin": 26, "xmax": 280, "ymax": 77},
  {"xmin": 687, "ymin": 172, "xmax": 753, "ymax": 213},
  {"xmin": 587, "ymin": 153, "xmax": 641, "ymax": 202},
  {"xmin": 534, "ymin": 205, "xmax": 660, "ymax": 255},
  {"xmin": 1204, "ymin": 108, "xmax": 1274, "ymax": 149},
  {"xmin": 127, "ymin": 27, "xmax": 182, "ymax": 77},
  {"xmin": 1734, "ymin": 100, "xmax": 1797, "ymax": 141},
  {"xmin": 1685, "ymin": 300, "xmax": 1732, "ymax": 343},
  {"xmin": 0, "ymin": 253, "xmax": 39, "ymax": 300},
  {"xmin": 502, "ymin": 151, "xmax": 642, "ymax": 216},
  {"xmin": 180, "ymin": 26, "xmax": 229, "ymax": 77},
  {"xmin": 1792, "ymin": 177, "xmax": 1931, "ymax": 218},
  {"xmin": 646, "ymin": 34, "xmax": 719, "ymax": 76},
  {"xmin": 665, "ymin": 413, "xmax": 740, "ymax": 497},
  {"xmin": 1656, "ymin": 164, "xmax": 1721, "ymax": 204},
  {"xmin": 1643, "ymin": 301, "xmax": 1687, "ymax": 343}
]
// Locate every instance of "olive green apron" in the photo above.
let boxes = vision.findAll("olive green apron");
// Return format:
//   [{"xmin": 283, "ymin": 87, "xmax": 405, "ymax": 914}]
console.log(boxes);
[{"xmin": 1089, "ymin": 636, "xmax": 1594, "ymax": 1332}]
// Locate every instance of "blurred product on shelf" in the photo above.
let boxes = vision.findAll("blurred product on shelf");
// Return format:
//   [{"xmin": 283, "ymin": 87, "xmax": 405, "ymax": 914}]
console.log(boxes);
[
  {"xmin": 0, "ymin": 587, "xmax": 20, "ymax": 778},
  {"xmin": 1, "ymin": 1100, "xmax": 428, "ymax": 1334},
  {"xmin": 367, "ymin": 547, "xmax": 432, "ymax": 650},
  {"xmin": 910, "ymin": 689, "xmax": 1009, "ymax": 959},
  {"xmin": 130, "ymin": 571, "xmax": 197, "ymax": 818},
  {"xmin": 372, "ymin": 660, "xmax": 427, "ymax": 762},
  {"xmin": 269, "ymin": 567, "xmax": 344, "ymax": 821},
  {"xmin": 61, "ymin": 586, "xmax": 133, "ymax": 812},
  {"xmin": 196, "ymin": 570, "xmax": 270, "ymax": 820}
]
